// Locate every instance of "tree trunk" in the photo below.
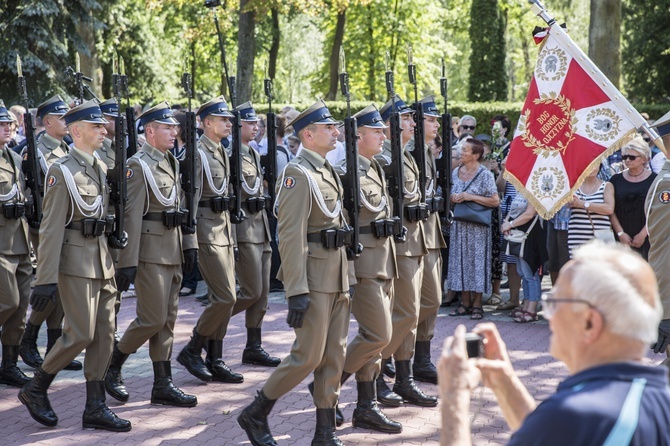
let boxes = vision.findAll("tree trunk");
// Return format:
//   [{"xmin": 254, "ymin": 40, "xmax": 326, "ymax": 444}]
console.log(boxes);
[
  {"xmin": 326, "ymin": 10, "xmax": 347, "ymax": 101},
  {"xmin": 236, "ymin": 0, "xmax": 256, "ymax": 105},
  {"xmin": 268, "ymin": 8, "xmax": 280, "ymax": 80},
  {"xmin": 76, "ymin": 18, "xmax": 101, "ymax": 100},
  {"xmin": 366, "ymin": 4, "xmax": 375, "ymax": 100},
  {"xmin": 588, "ymin": 0, "xmax": 621, "ymax": 88}
]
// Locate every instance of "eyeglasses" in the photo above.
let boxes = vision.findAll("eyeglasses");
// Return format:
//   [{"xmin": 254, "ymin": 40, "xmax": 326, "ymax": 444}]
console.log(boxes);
[
  {"xmin": 461, "ymin": 125, "xmax": 475, "ymax": 130},
  {"xmin": 622, "ymin": 155, "xmax": 639, "ymax": 161},
  {"xmin": 540, "ymin": 292, "xmax": 599, "ymax": 319}
]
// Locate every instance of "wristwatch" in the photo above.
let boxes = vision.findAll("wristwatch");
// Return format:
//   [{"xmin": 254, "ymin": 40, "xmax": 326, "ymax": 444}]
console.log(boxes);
[
  {"xmin": 617, "ymin": 231, "xmax": 625, "ymax": 237},
  {"xmin": 584, "ymin": 202, "xmax": 591, "ymax": 209}
]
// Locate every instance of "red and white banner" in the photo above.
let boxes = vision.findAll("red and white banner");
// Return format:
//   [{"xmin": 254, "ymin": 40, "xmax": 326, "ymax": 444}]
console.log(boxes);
[{"xmin": 505, "ymin": 25, "xmax": 641, "ymax": 219}]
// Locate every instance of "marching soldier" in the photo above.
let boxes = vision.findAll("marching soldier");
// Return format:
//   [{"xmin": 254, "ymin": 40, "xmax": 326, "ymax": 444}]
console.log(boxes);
[
  {"xmin": 19, "ymin": 95, "xmax": 82, "ymax": 372},
  {"xmin": 0, "ymin": 101, "xmax": 33, "ymax": 388},
  {"xmin": 176, "ymin": 96, "xmax": 245, "ymax": 383},
  {"xmin": 373, "ymin": 95, "xmax": 437, "ymax": 407},
  {"xmin": 407, "ymin": 96, "xmax": 446, "ymax": 384},
  {"xmin": 335, "ymin": 104, "xmax": 402, "ymax": 433},
  {"xmin": 231, "ymin": 101, "xmax": 279, "ymax": 367},
  {"xmin": 105, "ymin": 102, "xmax": 198, "ymax": 407},
  {"xmin": 238, "ymin": 101, "xmax": 351, "ymax": 446},
  {"xmin": 18, "ymin": 100, "xmax": 131, "ymax": 431}
]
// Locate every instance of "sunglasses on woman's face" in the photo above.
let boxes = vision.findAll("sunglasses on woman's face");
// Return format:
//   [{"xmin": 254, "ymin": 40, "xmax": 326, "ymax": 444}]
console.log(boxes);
[
  {"xmin": 461, "ymin": 125, "xmax": 476, "ymax": 130},
  {"xmin": 622, "ymin": 155, "xmax": 639, "ymax": 161}
]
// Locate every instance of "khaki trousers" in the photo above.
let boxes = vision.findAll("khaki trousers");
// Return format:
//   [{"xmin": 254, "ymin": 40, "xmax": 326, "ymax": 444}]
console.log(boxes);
[
  {"xmin": 0, "ymin": 254, "xmax": 32, "ymax": 345},
  {"xmin": 195, "ymin": 243, "xmax": 236, "ymax": 339},
  {"xmin": 231, "ymin": 241, "xmax": 271, "ymax": 328},
  {"xmin": 412, "ymin": 248, "xmax": 442, "ymax": 345}
]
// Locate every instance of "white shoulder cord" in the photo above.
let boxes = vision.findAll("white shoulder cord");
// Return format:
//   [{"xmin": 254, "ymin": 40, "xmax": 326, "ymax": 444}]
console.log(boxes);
[
  {"xmin": 0, "ymin": 183, "xmax": 18, "ymax": 202},
  {"xmin": 240, "ymin": 157, "xmax": 262, "ymax": 195},
  {"xmin": 38, "ymin": 151, "xmax": 48, "ymax": 181},
  {"xmin": 137, "ymin": 158, "xmax": 177, "ymax": 208},
  {"xmin": 360, "ymin": 189, "xmax": 387, "ymax": 213},
  {"xmin": 199, "ymin": 149, "xmax": 228, "ymax": 195},
  {"xmin": 54, "ymin": 164, "xmax": 105, "ymax": 225},
  {"xmin": 293, "ymin": 164, "xmax": 341, "ymax": 218},
  {"xmin": 645, "ymin": 173, "xmax": 670, "ymax": 237},
  {"xmin": 404, "ymin": 179, "xmax": 419, "ymax": 198},
  {"xmin": 425, "ymin": 178, "xmax": 435, "ymax": 198}
]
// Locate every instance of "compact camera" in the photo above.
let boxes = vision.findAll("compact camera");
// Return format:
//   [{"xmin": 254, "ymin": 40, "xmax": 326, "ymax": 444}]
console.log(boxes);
[{"xmin": 465, "ymin": 332, "xmax": 484, "ymax": 358}]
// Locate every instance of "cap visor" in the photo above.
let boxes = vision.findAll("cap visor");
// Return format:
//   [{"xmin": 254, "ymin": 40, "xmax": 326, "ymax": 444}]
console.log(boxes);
[{"xmin": 155, "ymin": 117, "xmax": 180, "ymax": 125}]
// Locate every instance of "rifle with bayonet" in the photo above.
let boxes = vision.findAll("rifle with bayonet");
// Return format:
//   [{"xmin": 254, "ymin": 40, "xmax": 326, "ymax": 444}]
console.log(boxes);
[
  {"xmin": 180, "ymin": 68, "xmax": 198, "ymax": 235},
  {"xmin": 107, "ymin": 55, "xmax": 129, "ymax": 250},
  {"xmin": 261, "ymin": 67, "xmax": 277, "ymax": 214},
  {"xmin": 407, "ymin": 45, "xmax": 427, "ymax": 207},
  {"xmin": 16, "ymin": 55, "xmax": 41, "ymax": 229},
  {"xmin": 383, "ymin": 52, "xmax": 407, "ymax": 243},
  {"xmin": 339, "ymin": 47, "xmax": 363, "ymax": 260},
  {"xmin": 437, "ymin": 58, "xmax": 453, "ymax": 223},
  {"xmin": 64, "ymin": 53, "xmax": 100, "ymax": 105}
]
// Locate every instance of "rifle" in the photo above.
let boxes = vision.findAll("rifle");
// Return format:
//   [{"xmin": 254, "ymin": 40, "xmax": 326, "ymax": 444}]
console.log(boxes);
[
  {"xmin": 107, "ymin": 55, "xmax": 129, "ymax": 249},
  {"xmin": 64, "ymin": 53, "xmax": 100, "ymax": 105},
  {"xmin": 115, "ymin": 56, "xmax": 137, "ymax": 158},
  {"xmin": 339, "ymin": 47, "xmax": 363, "ymax": 260},
  {"xmin": 384, "ymin": 53, "xmax": 407, "ymax": 243},
  {"xmin": 437, "ymin": 58, "xmax": 453, "ymax": 222},
  {"xmin": 180, "ymin": 69, "xmax": 197, "ymax": 235},
  {"xmin": 261, "ymin": 66, "xmax": 277, "ymax": 213},
  {"xmin": 407, "ymin": 45, "xmax": 427, "ymax": 206},
  {"xmin": 17, "ymin": 55, "xmax": 42, "ymax": 229}
]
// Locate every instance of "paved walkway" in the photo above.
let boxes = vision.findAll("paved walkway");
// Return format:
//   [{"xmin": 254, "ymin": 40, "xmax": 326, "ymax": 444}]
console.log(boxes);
[{"xmin": 0, "ymin": 281, "xmax": 658, "ymax": 445}]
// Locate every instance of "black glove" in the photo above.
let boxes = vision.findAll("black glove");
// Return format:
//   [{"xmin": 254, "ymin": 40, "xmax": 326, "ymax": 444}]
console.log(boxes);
[
  {"xmin": 234, "ymin": 247, "xmax": 240, "ymax": 262},
  {"xmin": 183, "ymin": 249, "xmax": 198, "ymax": 274},
  {"xmin": 653, "ymin": 319, "xmax": 670, "ymax": 353},
  {"xmin": 286, "ymin": 294, "xmax": 310, "ymax": 328},
  {"xmin": 348, "ymin": 286, "xmax": 355, "ymax": 299},
  {"xmin": 115, "ymin": 267, "xmax": 137, "ymax": 293},
  {"xmin": 30, "ymin": 284, "xmax": 58, "ymax": 312}
]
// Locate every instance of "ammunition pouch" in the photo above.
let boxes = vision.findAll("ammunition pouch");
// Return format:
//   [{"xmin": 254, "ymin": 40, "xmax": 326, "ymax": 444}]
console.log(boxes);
[
  {"xmin": 360, "ymin": 219, "xmax": 396, "ymax": 238},
  {"xmin": 66, "ymin": 218, "xmax": 109, "ymax": 237},
  {"xmin": 142, "ymin": 209, "xmax": 187, "ymax": 229},
  {"xmin": 306, "ymin": 228, "xmax": 352, "ymax": 249},
  {"xmin": 405, "ymin": 204, "xmax": 430, "ymax": 223},
  {"xmin": 104, "ymin": 215, "xmax": 115, "ymax": 235},
  {"xmin": 245, "ymin": 196, "xmax": 266, "ymax": 214},
  {"xmin": 427, "ymin": 197, "xmax": 444, "ymax": 213},
  {"xmin": 199, "ymin": 197, "xmax": 230, "ymax": 214},
  {"xmin": 2, "ymin": 202, "xmax": 26, "ymax": 219}
]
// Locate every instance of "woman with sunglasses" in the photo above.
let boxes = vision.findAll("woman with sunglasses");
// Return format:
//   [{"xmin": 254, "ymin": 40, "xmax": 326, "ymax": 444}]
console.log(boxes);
[{"xmin": 608, "ymin": 136, "xmax": 656, "ymax": 259}]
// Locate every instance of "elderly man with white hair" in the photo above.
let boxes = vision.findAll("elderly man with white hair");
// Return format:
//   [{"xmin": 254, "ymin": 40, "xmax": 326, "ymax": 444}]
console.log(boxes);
[{"xmin": 438, "ymin": 241, "xmax": 670, "ymax": 446}]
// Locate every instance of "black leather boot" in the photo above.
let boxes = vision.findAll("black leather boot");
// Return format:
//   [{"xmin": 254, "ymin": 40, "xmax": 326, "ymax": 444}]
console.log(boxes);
[
  {"xmin": 0, "ymin": 345, "xmax": 31, "ymax": 387},
  {"xmin": 18, "ymin": 366, "xmax": 58, "ymax": 427},
  {"xmin": 177, "ymin": 330, "xmax": 212, "ymax": 382},
  {"xmin": 46, "ymin": 328, "xmax": 82, "ymax": 371},
  {"xmin": 237, "ymin": 390, "xmax": 277, "ymax": 446},
  {"xmin": 242, "ymin": 328, "xmax": 281, "ymax": 367},
  {"xmin": 375, "ymin": 374, "xmax": 403, "ymax": 407},
  {"xmin": 392, "ymin": 360, "xmax": 437, "ymax": 407},
  {"xmin": 19, "ymin": 322, "xmax": 43, "ymax": 369},
  {"xmin": 151, "ymin": 361, "xmax": 197, "ymax": 407},
  {"xmin": 383, "ymin": 357, "xmax": 395, "ymax": 378},
  {"xmin": 311, "ymin": 408, "xmax": 344, "ymax": 446},
  {"xmin": 105, "ymin": 346, "xmax": 130, "ymax": 402},
  {"xmin": 352, "ymin": 380, "xmax": 402, "ymax": 433},
  {"xmin": 307, "ymin": 371, "xmax": 350, "ymax": 428},
  {"xmin": 412, "ymin": 340, "xmax": 437, "ymax": 384},
  {"xmin": 82, "ymin": 380, "xmax": 132, "ymax": 432},
  {"xmin": 205, "ymin": 340, "xmax": 243, "ymax": 383}
]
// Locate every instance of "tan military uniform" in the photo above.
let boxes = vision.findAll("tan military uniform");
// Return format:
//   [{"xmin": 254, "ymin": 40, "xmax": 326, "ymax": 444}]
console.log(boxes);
[
  {"xmin": 25, "ymin": 133, "xmax": 70, "ymax": 330},
  {"xmin": 0, "ymin": 148, "xmax": 32, "ymax": 346},
  {"xmin": 374, "ymin": 139, "xmax": 427, "ymax": 362},
  {"xmin": 116, "ymin": 143, "xmax": 195, "ymax": 361},
  {"xmin": 341, "ymin": 155, "xmax": 397, "ymax": 382},
  {"xmin": 647, "ymin": 159, "xmax": 670, "ymax": 318},
  {"xmin": 95, "ymin": 137, "xmax": 115, "ymax": 168},
  {"xmin": 262, "ymin": 148, "xmax": 350, "ymax": 408},
  {"xmin": 231, "ymin": 144, "xmax": 272, "ymax": 328},
  {"xmin": 411, "ymin": 147, "xmax": 446, "ymax": 349},
  {"xmin": 35, "ymin": 148, "xmax": 116, "ymax": 380},
  {"xmin": 192, "ymin": 135, "xmax": 237, "ymax": 340}
]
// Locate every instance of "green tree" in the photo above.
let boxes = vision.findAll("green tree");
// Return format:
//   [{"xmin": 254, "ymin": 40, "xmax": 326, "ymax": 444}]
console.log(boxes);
[{"xmin": 468, "ymin": 0, "xmax": 508, "ymax": 102}]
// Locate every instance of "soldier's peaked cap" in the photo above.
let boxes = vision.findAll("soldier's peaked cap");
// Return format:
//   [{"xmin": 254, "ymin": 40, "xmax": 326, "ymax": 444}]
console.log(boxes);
[
  {"xmin": 379, "ymin": 94, "xmax": 412, "ymax": 123},
  {"xmin": 63, "ymin": 99, "xmax": 109, "ymax": 125},
  {"xmin": 0, "ymin": 100, "xmax": 14, "ymax": 123},
  {"xmin": 289, "ymin": 100, "xmax": 337, "ymax": 134},
  {"xmin": 235, "ymin": 101, "xmax": 259, "ymax": 121},
  {"xmin": 99, "ymin": 98, "xmax": 119, "ymax": 118},
  {"xmin": 197, "ymin": 96, "xmax": 234, "ymax": 120},
  {"xmin": 419, "ymin": 95, "xmax": 440, "ymax": 118},
  {"xmin": 354, "ymin": 104, "xmax": 387, "ymax": 129},
  {"xmin": 652, "ymin": 110, "xmax": 670, "ymax": 138},
  {"xmin": 139, "ymin": 102, "xmax": 179, "ymax": 127},
  {"xmin": 37, "ymin": 95, "xmax": 69, "ymax": 119}
]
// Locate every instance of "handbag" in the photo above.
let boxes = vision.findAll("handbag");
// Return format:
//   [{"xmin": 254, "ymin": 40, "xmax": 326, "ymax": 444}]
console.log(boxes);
[
  {"xmin": 452, "ymin": 167, "xmax": 492, "ymax": 226},
  {"xmin": 504, "ymin": 215, "xmax": 539, "ymax": 257},
  {"xmin": 586, "ymin": 210, "xmax": 615, "ymax": 243}
]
